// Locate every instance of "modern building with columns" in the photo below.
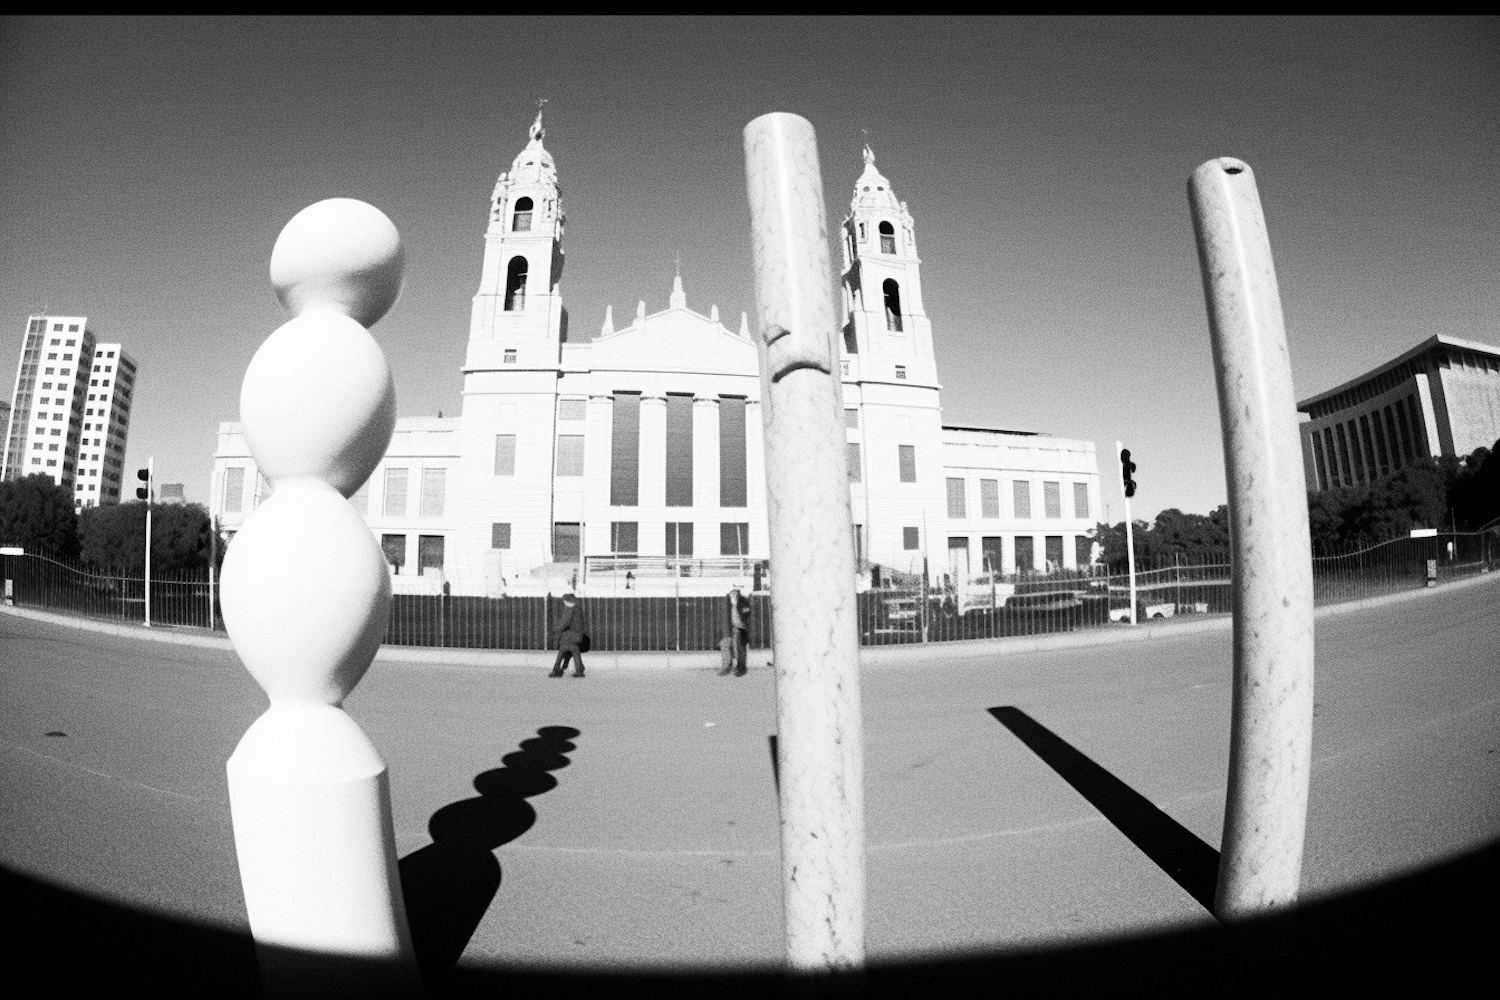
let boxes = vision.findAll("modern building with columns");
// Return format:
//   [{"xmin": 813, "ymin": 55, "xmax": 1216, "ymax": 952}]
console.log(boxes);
[
  {"xmin": 1297, "ymin": 335, "xmax": 1500, "ymax": 492},
  {"xmin": 211, "ymin": 114, "xmax": 1100, "ymax": 596}
]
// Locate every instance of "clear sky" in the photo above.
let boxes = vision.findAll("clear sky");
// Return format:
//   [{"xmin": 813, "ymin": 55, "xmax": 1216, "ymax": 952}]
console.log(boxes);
[{"xmin": 3, "ymin": 17, "xmax": 1496, "ymax": 523}]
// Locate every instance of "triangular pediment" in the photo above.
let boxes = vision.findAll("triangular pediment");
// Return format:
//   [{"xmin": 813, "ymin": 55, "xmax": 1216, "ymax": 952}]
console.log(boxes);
[{"xmin": 589, "ymin": 306, "xmax": 756, "ymax": 373}]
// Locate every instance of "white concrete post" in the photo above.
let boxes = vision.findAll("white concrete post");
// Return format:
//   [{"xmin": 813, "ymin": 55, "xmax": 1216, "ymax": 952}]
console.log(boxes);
[
  {"xmin": 743, "ymin": 112, "xmax": 866, "ymax": 973},
  {"xmin": 1189, "ymin": 158, "xmax": 1315, "ymax": 919},
  {"xmin": 220, "ymin": 199, "xmax": 420, "ymax": 994}
]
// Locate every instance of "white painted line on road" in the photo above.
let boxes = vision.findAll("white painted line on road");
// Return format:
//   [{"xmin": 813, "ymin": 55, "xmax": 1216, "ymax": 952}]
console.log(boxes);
[
  {"xmin": 14, "ymin": 746, "xmax": 202, "ymax": 802},
  {"xmin": 497, "ymin": 786, "xmax": 1227, "ymax": 859}
]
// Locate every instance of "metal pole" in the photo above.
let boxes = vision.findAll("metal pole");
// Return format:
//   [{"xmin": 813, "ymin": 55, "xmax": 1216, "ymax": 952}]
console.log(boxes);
[
  {"xmin": 144, "ymin": 456, "xmax": 153, "ymax": 627},
  {"xmin": 209, "ymin": 515, "xmax": 218, "ymax": 631},
  {"xmin": 1124, "ymin": 503, "xmax": 1137, "ymax": 625},
  {"xmin": 744, "ymin": 112, "xmax": 865, "ymax": 975},
  {"xmin": 1189, "ymin": 157, "xmax": 1315, "ymax": 919}
]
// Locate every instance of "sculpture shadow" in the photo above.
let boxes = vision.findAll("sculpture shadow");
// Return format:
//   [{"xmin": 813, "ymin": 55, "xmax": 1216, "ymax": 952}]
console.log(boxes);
[
  {"xmin": 400, "ymin": 725, "xmax": 580, "ymax": 985},
  {"xmin": 988, "ymin": 706, "xmax": 1220, "ymax": 913}
]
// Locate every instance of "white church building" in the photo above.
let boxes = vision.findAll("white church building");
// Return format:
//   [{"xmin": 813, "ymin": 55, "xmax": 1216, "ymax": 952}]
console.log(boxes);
[{"xmin": 211, "ymin": 113, "xmax": 1101, "ymax": 597}]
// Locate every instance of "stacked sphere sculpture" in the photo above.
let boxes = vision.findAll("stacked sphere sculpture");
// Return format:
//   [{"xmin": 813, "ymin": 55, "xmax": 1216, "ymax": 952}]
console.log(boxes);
[{"xmin": 221, "ymin": 199, "xmax": 419, "ymax": 993}]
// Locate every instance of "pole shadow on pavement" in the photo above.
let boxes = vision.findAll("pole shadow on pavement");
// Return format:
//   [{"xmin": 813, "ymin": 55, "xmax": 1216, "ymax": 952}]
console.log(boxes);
[
  {"xmin": 988, "ymin": 706, "xmax": 1220, "ymax": 913},
  {"xmin": 399, "ymin": 725, "xmax": 581, "ymax": 985}
]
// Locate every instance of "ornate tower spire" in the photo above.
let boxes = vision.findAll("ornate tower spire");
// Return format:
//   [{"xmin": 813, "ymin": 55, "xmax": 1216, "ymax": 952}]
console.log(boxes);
[
  {"xmin": 529, "ymin": 98, "xmax": 547, "ymax": 144},
  {"xmin": 467, "ymin": 108, "xmax": 566, "ymax": 370},
  {"xmin": 838, "ymin": 144, "xmax": 932, "ymax": 374}
]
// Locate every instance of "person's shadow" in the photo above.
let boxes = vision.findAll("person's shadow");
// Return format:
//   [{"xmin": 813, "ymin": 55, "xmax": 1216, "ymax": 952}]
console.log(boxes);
[{"xmin": 399, "ymin": 725, "xmax": 580, "ymax": 985}]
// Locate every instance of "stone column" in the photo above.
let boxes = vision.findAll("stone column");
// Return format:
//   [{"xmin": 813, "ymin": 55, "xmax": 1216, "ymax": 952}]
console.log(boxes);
[
  {"xmin": 743, "ymin": 112, "xmax": 866, "ymax": 975},
  {"xmin": 1189, "ymin": 159, "xmax": 1315, "ymax": 920}
]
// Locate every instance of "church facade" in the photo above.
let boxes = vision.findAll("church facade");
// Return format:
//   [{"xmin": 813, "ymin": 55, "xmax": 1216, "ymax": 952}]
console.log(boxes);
[{"xmin": 211, "ymin": 114, "xmax": 1101, "ymax": 597}]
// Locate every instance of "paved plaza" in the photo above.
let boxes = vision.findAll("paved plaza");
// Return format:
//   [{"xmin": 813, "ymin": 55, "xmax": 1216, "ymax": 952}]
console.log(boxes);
[{"xmin": 2, "ymin": 577, "xmax": 1497, "ymax": 995}]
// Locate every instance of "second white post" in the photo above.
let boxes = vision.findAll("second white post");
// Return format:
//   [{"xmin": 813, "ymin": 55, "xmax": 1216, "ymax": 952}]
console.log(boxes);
[{"xmin": 743, "ymin": 111, "xmax": 866, "ymax": 973}]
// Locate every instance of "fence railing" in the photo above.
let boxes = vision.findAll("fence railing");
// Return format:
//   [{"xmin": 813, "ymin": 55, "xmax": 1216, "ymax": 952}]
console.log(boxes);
[{"xmin": 3, "ymin": 528, "xmax": 1495, "ymax": 652}]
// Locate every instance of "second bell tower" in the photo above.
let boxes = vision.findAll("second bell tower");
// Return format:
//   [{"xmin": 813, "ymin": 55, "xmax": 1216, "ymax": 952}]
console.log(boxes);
[{"xmin": 466, "ymin": 108, "xmax": 567, "ymax": 372}]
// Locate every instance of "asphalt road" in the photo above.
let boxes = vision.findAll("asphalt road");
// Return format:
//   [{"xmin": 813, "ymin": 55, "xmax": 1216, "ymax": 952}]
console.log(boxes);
[{"xmin": 2, "ymin": 577, "xmax": 1497, "ymax": 992}]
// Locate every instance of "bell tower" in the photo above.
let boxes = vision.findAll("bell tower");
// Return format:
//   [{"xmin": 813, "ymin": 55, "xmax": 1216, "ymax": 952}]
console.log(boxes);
[
  {"xmin": 838, "ymin": 145, "xmax": 936, "ymax": 384},
  {"xmin": 454, "ymin": 108, "xmax": 570, "ymax": 590},
  {"xmin": 466, "ymin": 107, "xmax": 567, "ymax": 373},
  {"xmin": 838, "ymin": 145, "xmax": 947, "ymax": 582}
]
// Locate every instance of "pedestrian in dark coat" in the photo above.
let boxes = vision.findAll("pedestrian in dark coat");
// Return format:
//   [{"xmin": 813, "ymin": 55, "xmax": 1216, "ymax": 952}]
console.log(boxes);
[
  {"xmin": 550, "ymin": 592, "xmax": 588, "ymax": 678},
  {"xmin": 718, "ymin": 587, "xmax": 750, "ymax": 676}
]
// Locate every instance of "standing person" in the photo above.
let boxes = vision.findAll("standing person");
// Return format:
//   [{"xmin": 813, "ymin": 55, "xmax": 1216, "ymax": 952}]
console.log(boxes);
[
  {"xmin": 549, "ymin": 592, "xmax": 588, "ymax": 678},
  {"xmin": 718, "ymin": 586, "xmax": 751, "ymax": 676}
]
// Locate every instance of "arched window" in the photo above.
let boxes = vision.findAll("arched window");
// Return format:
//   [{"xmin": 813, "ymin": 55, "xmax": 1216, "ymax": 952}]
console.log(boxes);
[
  {"xmin": 512, "ymin": 197, "xmax": 533, "ymax": 232},
  {"xmin": 883, "ymin": 279, "xmax": 903, "ymax": 331},
  {"xmin": 879, "ymin": 221, "xmax": 896, "ymax": 254},
  {"xmin": 505, "ymin": 257, "xmax": 528, "ymax": 311}
]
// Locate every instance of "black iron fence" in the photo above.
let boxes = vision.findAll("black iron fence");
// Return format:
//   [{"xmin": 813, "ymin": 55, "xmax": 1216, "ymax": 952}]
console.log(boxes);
[{"xmin": 3, "ymin": 527, "xmax": 1495, "ymax": 652}]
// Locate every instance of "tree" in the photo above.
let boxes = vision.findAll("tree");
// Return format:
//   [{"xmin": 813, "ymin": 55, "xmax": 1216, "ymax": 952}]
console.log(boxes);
[
  {"xmin": 1449, "ymin": 440, "xmax": 1499, "ymax": 530},
  {"xmin": 1306, "ymin": 456, "xmax": 1458, "ymax": 553},
  {"xmin": 79, "ymin": 501, "xmax": 219, "ymax": 576},
  {"xmin": 1090, "ymin": 506, "xmax": 1231, "ymax": 572},
  {"xmin": 0, "ymin": 474, "xmax": 79, "ymax": 557}
]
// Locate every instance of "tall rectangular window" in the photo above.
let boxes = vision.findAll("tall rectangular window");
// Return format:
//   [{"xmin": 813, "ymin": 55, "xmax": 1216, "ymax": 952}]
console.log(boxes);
[
  {"xmin": 1043, "ymin": 481, "xmax": 1062, "ymax": 518},
  {"xmin": 611, "ymin": 392, "xmax": 641, "ymax": 506},
  {"xmin": 383, "ymin": 468, "xmax": 409, "ymax": 517},
  {"xmin": 491, "ymin": 523, "xmax": 511, "ymax": 549},
  {"xmin": 1323, "ymin": 427, "xmax": 1342, "ymax": 485},
  {"xmin": 611, "ymin": 521, "xmax": 638, "ymax": 554},
  {"xmin": 417, "ymin": 535, "xmax": 445, "ymax": 576},
  {"xmin": 665, "ymin": 393, "xmax": 694, "ymax": 506},
  {"xmin": 553, "ymin": 522, "xmax": 581, "ymax": 562},
  {"xmin": 980, "ymin": 479, "xmax": 999, "ymax": 518},
  {"xmin": 420, "ymin": 468, "xmax": 446, "ymax": 517},
  {"xmin": 982, "ymin": 536, "xmax": 1003, "ymax": 573},
  {"xmin": 947, "ymin": 537, "xmax": 970, "ymax": 580},
  {"xmin": 1383, "ymin": 406, "xmax": 1403, "ymax": 470},
  {"xmin": 1072, "ymin": 482, "xmax": 1090, "ymax": 519},
  {"xmin": 847, "ymin": 442, "xmax": 862, "ymax": 483},
  {"xmin": 557, "ymin": 398, "xmax": 587, "ymax": 421},
  {"xmin": 1075, "ymin": 535, "xmax": 1093, "ymax": 568},
  {"xmin": 381, "ymin": 534, "xmax": 405, "ymax": 573},
  {"xmin": 1015, "ymin": 535, "xmax": 1035, "ymax": 573},
  {"xmin": 1013, "ymin": 480, "xmax": 1032, "ymax": 518},
  {"xmin": 721, "ymin": 522, "xmax": 749, "ymax": 556},
  {"xmin": 898, "ymin": 444, "xmax": 916, "ymax": 483},
  {"xmin": 1045, "ymin": 535, "xmax": 1064, "ymax": 570},
  {"xmin": 719, "ymin": 396, "xmax": 747, "ymax": 507},
  {"xmin": 666, "ymin": 522, "xmax": 694, "ymax": 557},
  {"xmin": 903, "ymin": 526, "xmax": 920, "ymax": 550},
  {"xmin": 1397, "ymin": 397, "xmax": 1415, "ymax": 459},
  {"xmin": 494, "ymin": 434, "xmax": 516, "ymax": 476},
  {"xmin": 556, "ymin": 435, "xmax": 585, "ymax": 476},
  {"xmin": 844, "ymin": 408, "xmax": 859, "ymax": 428},
  {"xmin": 223, "ymin": 466, "xmax": 245, "ymax": 514},
  {"xmin": 1346, "ymin": 421, "xmax": 1365, "ymax": 482},
  {"xmin": 1371, "ymin": 413, "xmax": 1390, "ymax": 476},
  {"xmin": 946, "ymin": 477, "xmax": 966, "ymax": 518}
]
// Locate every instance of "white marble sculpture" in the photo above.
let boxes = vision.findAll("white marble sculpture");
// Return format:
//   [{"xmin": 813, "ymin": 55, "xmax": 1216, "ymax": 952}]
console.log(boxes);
[
  {"xmin": 1189, "ymin": 159, "xmax": 1315, "ymax": 919},
  {"xmin": 743, "ymin": 112, "xmax": 867, "ymax": 974},
  {"xmin": 220, "ymin": 198, "xmax": 420, "ymax": 993}
]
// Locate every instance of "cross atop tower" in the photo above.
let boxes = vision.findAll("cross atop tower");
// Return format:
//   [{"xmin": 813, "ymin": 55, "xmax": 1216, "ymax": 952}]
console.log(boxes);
[{"xmin": 530, "ymin": 98, "xmax": 548, "ymax": 142}]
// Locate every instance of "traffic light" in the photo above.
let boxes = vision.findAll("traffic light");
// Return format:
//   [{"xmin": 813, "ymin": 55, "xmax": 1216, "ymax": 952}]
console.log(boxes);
[
  {"xmin": 136, "ymin": 467, "xmax": 151, "ymax": 501},
  {"xmin": 1120, "ymin": 448, "xmax": 1137, "ymax": 498}
]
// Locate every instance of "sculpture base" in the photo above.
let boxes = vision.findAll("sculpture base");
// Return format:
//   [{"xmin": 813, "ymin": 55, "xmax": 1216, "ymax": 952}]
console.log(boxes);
[{"xmin": 227, "ymin": 704, "xmax": 420, "ymax": 996}]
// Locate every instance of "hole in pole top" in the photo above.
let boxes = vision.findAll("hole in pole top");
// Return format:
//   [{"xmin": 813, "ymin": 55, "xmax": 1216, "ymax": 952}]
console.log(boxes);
[{"xmin": 1218, "ymin": 157, "xmax": 1249, "ymax": 175}]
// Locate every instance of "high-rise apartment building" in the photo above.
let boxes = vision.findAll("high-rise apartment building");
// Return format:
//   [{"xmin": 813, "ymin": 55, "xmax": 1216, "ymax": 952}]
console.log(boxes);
[{"xmin": 2, "ymin": 315, "xmax": 136, "ymax": 508}]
